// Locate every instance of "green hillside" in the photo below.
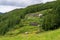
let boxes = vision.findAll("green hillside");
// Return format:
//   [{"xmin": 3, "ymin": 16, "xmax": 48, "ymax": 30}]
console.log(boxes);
[
  {"xmin": 0, "ymin": 0, "xmax": 60, "ymax": 40},
  {"xmin": 0, "ymin": 9, "xmax": 60, "ymax": 40},
  {"xmin": 5, "ymin": 9, "xmax": 49, "ymax": 35}
]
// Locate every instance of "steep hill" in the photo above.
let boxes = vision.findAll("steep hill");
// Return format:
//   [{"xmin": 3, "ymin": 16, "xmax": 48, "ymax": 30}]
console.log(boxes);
[{"xmin": 0, "ymin": 0, "xmax": 60, "ymax": 40}]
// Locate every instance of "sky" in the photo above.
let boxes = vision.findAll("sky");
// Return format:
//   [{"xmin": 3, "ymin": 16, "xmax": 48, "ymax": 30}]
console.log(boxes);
[{"xmin": 0, "ymin": 0, "xmax": 55, "ymax": 13}]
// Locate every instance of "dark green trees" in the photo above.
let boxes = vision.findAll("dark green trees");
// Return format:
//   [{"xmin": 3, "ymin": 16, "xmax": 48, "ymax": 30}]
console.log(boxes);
[{"xmin": 41, "ymin": 0, "xmax": 60, "ymax": 31}]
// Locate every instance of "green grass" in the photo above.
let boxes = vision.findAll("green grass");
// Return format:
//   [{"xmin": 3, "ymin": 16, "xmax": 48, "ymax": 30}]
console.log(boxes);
[
  {"xmin": 0, "ymin": 29, "xmax": 60, "ymax": 40},
  {"xmin": 6, "ymin": 26, "xmax": 39, "ymax": 35}
]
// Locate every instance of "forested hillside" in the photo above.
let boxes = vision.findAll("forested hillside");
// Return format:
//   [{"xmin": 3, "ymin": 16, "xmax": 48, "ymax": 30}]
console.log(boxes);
[{"xmin": 0, "ymin": 0, "xmax": 60, "ymax": 36}]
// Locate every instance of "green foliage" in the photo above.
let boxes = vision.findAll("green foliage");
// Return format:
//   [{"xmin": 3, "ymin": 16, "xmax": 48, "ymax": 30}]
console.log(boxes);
[
  {"xmin": 42, "ymin": 12, "xmax": 59, "ymax": 30},
  {"xmin": 24, "ymin": 1, "xmax": 55, "ymax": 13},
  {"xmin": 41, "ymin": 0, "xmax": 60, "ymax": 31}
]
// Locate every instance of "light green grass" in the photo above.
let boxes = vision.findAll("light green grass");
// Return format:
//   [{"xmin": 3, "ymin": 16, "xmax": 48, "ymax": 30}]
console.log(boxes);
[
  {"xmin": 6, "ymin": 26, "xmax": 39, "ymax": 35},
  {"xmin": 0, "ymin": 29, "xmax": 60, "ymax": 40}
]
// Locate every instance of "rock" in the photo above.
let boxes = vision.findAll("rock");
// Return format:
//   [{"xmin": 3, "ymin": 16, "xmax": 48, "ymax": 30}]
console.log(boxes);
[
  {"xmin": 25, "ymin": 32, "xmax": 29, "ymax": 34},
  {"xmin": 39, "ymin": 14, "xmax": 43, "ymax": 17},
  {"xmin": 30, "ymin": 22, "xmax": 39, "ymax": 26}
]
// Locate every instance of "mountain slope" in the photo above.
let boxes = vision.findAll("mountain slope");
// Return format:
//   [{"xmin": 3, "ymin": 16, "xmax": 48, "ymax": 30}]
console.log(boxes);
[
  {"xmin": 0, "ymin": 1, "xmax": 60, "ymax": 40},
  {"xmin": 5, "ymin": 9, "xmax": 51, "ymax": 35}
]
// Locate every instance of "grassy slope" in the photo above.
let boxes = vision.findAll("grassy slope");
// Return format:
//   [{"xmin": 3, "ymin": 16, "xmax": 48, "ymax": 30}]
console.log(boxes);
[{"xmin": 0, "ymin": 29, "xmax": 60, "ymax": 40}]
